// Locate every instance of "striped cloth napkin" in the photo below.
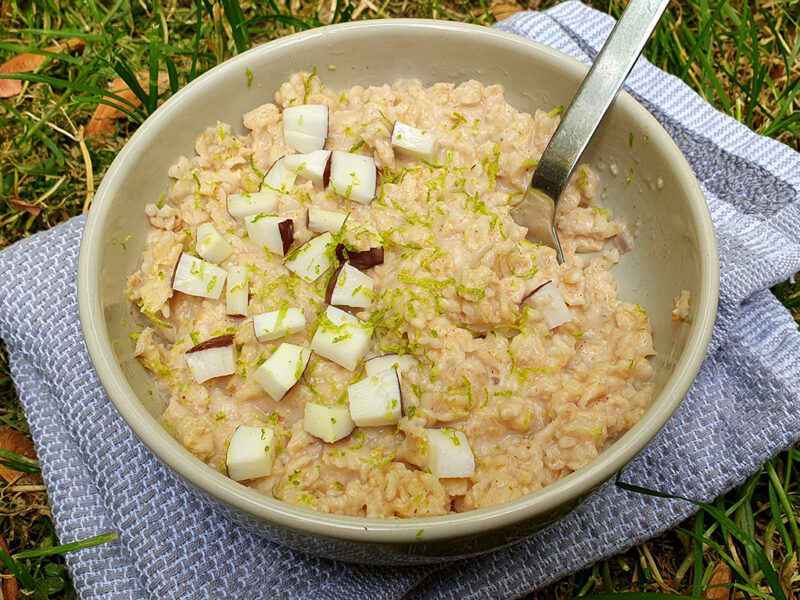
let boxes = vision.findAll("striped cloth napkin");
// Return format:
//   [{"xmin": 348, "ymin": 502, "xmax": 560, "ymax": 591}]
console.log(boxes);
[{"xmin": 1, "ymin": 2, "xmax": 799, "ymax": 598}]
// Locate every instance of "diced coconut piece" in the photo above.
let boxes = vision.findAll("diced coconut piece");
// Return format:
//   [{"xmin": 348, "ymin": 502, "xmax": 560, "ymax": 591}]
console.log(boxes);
[
  {"xmin": 522, "ymin": 281, "xmax": 571, "ymax": 330},
  {"xmin": 310, "ymin": 305, "xmax": 372, "ymax": 371},
  {"xmin": 227, "ymin": 191, "xmax": 279, "ymax": 219},
  {"xmin": 364, "ymin": 354, "xmax": 417, "ymax": 377},
  {"xmin": 329, "ymin": 151, "xmax": 377, "ymax": 205},
  {"xmin": 307, "ymin": 207, "xmax": 348, "ymax": 234},
  {"xmin": 283, "ymin": 150, "xmax": 331, "ymax": 187},
  {"xmin": 195, "ymin": 223, "xmax": 233, "ymax": 264},
  {"xmin": 283, "ymin": 232, "xmax": 334, "ymax": 282},
  {"xmin": 283, "ymin": 105, "xmax": 328, "ymax": 153},
  {"xmin": 335, "ymin": 244, "xmax": 384, "ymax": 270},
  {"xmin": 260, "ymin": 157, "xmax": 297, "ymax": 193},
  {"xmin": 252, "ymin": 343, "xmax": 311, "ymax": 401},
  {"xmin": 244, "ymin": 214, "xmax": 294, "ymax": 256},
  {"xmin": 253, "ymin": 307, "xmax": 305, "ymax": 342},
  {"xmin": 172, "ymin": 253, "xmax": 227, "ymax": 299},
  {"xmin": 426, "ymin": 428, "xmax": 475, "ymax": 478},
  {"xmin": 185, "ymin": 335, "xmax": 235, "ymax": 383},
  {"xmin": 347, "ymin": 367, "xmax": 402, "ymax": 427},
  {"xmin": 391, "ymin": 121, "xmax": 437, "ymax": 161},
  {"xmin": 325, "ymin": 263, "xmax": 373, "ymax": 309},
  {"xmin": 226, "ymin": 426, "xmax": 276, "ymax": 481},
  {"xmin": 303, "ymin": 402, "xmax": 355, "ymax": 443},
  {"xmin": 225, "ymin": 265, "xmax": 249, "ymax": 317}
]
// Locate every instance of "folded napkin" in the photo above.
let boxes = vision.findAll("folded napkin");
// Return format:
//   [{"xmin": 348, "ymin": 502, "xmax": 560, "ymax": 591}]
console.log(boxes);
[{"xmin": 2, "ymin": 2, "xmax": 799, "ymax": 598}]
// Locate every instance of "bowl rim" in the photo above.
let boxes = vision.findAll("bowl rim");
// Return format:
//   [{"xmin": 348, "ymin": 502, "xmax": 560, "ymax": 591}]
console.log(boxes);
[{"xmin": 78, "ymin": 18, "xmax": 719, "ymax": 546}]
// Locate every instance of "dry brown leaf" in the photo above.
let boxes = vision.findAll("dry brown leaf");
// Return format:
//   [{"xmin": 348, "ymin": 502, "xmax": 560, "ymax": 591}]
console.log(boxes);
[
  {"xmin": 0, "ymin": 533, "xmax": 19, "ymax": 600},
  {"xmin": 703, "ymin": 561, "xmax": 731, "ymax": 600},
  {"xmin": 0, "ymin": 427, "xmax": 37, "ymax": 485},
  {"xmin": 85, "ymin": 72, "xmax": 169, "ymax": 138},
  {"xmin": 491, "ymin": 2, "xmax": 522, "ymax": 21},
  {"xmin": 0, "ymin": 38, "xmax": 86, "ymax": 98},
  {"xmin": 9, "ymin": 198, "xmax": 42, "ymax": 218}
]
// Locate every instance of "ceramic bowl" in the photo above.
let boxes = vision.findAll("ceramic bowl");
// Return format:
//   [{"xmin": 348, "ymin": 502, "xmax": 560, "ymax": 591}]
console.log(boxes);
[{"xmin": 78, "ymin": 19, "xmax": 718, "ymax": 565}]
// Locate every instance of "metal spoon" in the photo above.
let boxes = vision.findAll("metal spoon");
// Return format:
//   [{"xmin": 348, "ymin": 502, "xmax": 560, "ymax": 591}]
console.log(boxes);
[{"xmin": 510, "ymin": 0, "xmax": 671, "ymax": 264}]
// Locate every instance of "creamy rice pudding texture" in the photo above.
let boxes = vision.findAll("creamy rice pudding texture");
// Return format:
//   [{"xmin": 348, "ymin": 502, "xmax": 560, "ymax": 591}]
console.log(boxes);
[{"xmin": 126, "ymin": 73, "xmax": 655, "ymax": 518}]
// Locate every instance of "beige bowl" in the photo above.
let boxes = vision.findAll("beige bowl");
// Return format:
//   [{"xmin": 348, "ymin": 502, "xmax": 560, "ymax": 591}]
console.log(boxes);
[{"xmin": 78, "ymin": 19, "xmax": 718, "ymax": 564}]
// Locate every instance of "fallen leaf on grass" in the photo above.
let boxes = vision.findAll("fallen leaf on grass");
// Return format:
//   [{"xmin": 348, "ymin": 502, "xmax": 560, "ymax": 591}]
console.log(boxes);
[
  {"xmin": 703, "ymin": 561, "xmax": 731, "ymax": 600},
  {"xmin": 0, "ymin": 38, "xmax": 86, "ymax": 98},
  {"xmin": 85, "ymin": 72, "xmax": 169, "ymax": 138},
  {"xmin": 9, "ymin": 198, "xmax": 41, "ymax": 218},
  {"xmin": 0, "ymin": 427, "xmax": 37, "ymax": 485},
  {"xmin": 0, "ymin": 533, "xmax": 19, "ymax": 600},
  {"xmin": 490, "ymin": 2, "xmax": 522, "ymax": 21}
]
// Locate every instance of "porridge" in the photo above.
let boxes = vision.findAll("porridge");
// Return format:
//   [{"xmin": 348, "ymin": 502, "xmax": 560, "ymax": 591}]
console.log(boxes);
[{"xmin": 126, "ymin": 72, "xmax": 654, "ymax": 518}]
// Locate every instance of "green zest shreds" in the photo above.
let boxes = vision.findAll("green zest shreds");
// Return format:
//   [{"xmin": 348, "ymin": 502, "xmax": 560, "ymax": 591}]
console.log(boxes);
[
  {"xmin": 141, "ymin": 309, "xmax": 173, "ymax": 330},
  {"xmin": 485, "ymin": 144, "xmax": 501, "ymax": 189},
  {"xmin": 397, "ymin": 270, "xmax": 454, "ymax": 291},
  {"xmin": 361, "ymin": 445, "xmax": 398, "ymax": 466},
  {"xmin": 302, "ymin": 66, "xmax": 317, "ymax": 103},
  {"xmin": 349, "ymin": 431, "xmax": 365, "ymax": 450}
]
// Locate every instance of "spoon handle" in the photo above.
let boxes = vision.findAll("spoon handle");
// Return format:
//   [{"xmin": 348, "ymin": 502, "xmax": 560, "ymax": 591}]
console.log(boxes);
[{"xmin": 530, "ymin": 0, "xmax": 670, "ymax": 256}]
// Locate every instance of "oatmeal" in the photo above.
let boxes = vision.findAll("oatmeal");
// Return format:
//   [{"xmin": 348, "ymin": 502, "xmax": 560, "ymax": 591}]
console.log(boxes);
[{"xmin": 126, "ymin": 73, "xmax": 654, "ymax": 517}]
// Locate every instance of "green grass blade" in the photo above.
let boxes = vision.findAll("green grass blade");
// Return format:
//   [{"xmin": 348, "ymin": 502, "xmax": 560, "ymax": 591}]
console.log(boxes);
[
  {"xmin": 165, "ymin": 56, "xmax": 179, "ymax": 95},
  {"xmin": 258, "ymin": 13, "xmax": 312, "ymax": 30},
  {"xmin": 0, "ymin": 447, "xmax": 41, "ymax": 473},
  {"xmin": 220, "ymin": 0, "xmax": 251, "ymax": 54},
  {"xmin": 111, "ymin": 60, "xmax": 150, "ymax": 112},
  {"xmin": 0, "ymin": 43, "xmax": 84, "ymax": 66},
  {"xmin": 766, "ymin": 460, "xmax": 800, "ymax": 557},
  {"xmin": 767, "ymin": 480, "xmax": 792, "ymax": 556},
  {"xmin": 13, "ymin": 532, "xmax": 118, "ymax": 560},
  {"xmin": 692, "ymin": 510, "xmax": 704, "ymax": 598},
  {"xmin": 9, "ymin": 28, "xmax": 105, "ymax": 42},
  {"xmin": 148, "ymin": 24, "xmax": 160, "ymax": 114},
  {"xmin": 190, "ymin": 0, "xmax": 204, "ymax": 81},
  {"xmin": 0, "ymin": 547, "xmax": 41, "ymax": 596}
]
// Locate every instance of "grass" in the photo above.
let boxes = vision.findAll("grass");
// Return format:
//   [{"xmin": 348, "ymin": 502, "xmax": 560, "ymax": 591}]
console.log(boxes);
[{"xmin": 0, "ymin": 0, "xmax": 798, "ymax": 598}]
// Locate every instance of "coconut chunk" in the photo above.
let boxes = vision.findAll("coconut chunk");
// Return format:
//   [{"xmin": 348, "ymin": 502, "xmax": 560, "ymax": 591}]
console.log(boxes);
[
  {"xmin": 364, "ymin": 354, "xmax": 416, "ymax": 377},
  {"xmin": 325, "ymin": 263, "xmax": 373, "ymax": 309},
  {"xmin": 244, "ymin": 215, "xmax": 294, "ymax": 256},
  {"xmin": 307, "ymin": 207, "xmax": 348, "ymax": 234},
  {"xmin": 329, "ymin": 151, "xmax": 377, "ymax": 205},
  {"xmin": 260, "ymin": 157, "xmax": 297, "ymax": 193},
  {"xmin": 225, "ymin": 265, "xmax": 249, "ymax": 317},
  {"xmin": 195, "ymin": 223, "xmax": 233, "ymax": 264},
  {"xmin": 284, "ymin": 150, "xmax": 331, "ymax": 187},
  {"xmin": 227, "ymin": 191, "xmax": 279, "ymax": 219},
  {"xmin": 226, "ymin": 426, "xmax": 276, "ymax": 481},
  {"xmin": 426, "ymin": 428, "xmax": 475, "ymax": 478},
  {"xmin": 252, "ymin": 307, "xmax": 305, "ymax": 342},
  {"xmin": 283, "ymin": 232, "xmax": 334, "ymax": 282},
  {"xmin": 522, "ymin": 281, "xmax": 571, "ymax": 330},
  {"xmin": 347, "ymin": 367, "xmax": 402, "ymax": 427},
  {"xmin": 310, "ymin": 305, "xmax": 372, "ymax": 371},
  {"xmin": 283, "ymin": 105, "xmax": 328, "ymax": 153},
  {"xmin": 185, "ymin": 336, "xmax": 235, "ymax": 383},
  {"xmin": 303, "ymin": 402, "xmax": 355, "ymax": 443},
  {"xmin": 172, "ymin": 253, "xmax": 227, "ymax": 299},
  {"xmin": 252, "ymin": 343, "xmax": 311, "ymax": 401},
  {"xmin": 391, "ymin": 121, "xmax": 437, "ymax": 161}
]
